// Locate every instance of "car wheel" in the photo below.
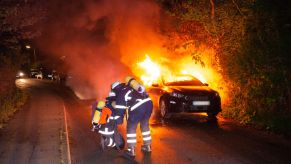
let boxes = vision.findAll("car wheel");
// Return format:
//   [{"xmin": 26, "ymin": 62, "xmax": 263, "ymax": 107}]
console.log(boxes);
[{"xmin": 159, "ymin": 98, "xmax": 169, "ymax": 119}]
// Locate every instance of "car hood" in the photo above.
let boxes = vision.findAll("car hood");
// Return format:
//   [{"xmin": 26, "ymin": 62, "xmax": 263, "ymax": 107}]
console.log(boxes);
[{"xmin": 167, "ymin": 86, "xmax": 215, "ymax": 94}]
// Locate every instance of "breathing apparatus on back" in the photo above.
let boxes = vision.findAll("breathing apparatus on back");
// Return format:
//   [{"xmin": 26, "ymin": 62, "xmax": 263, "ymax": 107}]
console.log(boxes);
[
  {"xmin": 91, "ymin": 100, "xmax": 113, "ymax": 131},
  {"xmin": 125, "ymin": 76, "xmax": 146, "ymax": 94},
  {"xmin": 92, "ymin": 101, "xmax": 105, "ymax": 131}
]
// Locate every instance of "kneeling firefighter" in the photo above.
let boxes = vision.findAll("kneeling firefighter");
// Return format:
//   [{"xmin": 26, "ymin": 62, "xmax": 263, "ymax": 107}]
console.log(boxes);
[
  {"xmin": 111, "ymin": 77, "xmax": 153, "ymax": 158},
  {"xmin": 91, "ymin": 95, "xmax": 125, "ymax": 150},
  {"xmin": 104, "ymin": 91, "xmax": 125, "ymax": 150}
]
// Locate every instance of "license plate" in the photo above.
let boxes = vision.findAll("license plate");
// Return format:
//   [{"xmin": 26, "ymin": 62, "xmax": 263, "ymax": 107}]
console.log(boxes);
[{"xmin": 193, "ymin": 101, "xmax": 210, "ymax": 106}]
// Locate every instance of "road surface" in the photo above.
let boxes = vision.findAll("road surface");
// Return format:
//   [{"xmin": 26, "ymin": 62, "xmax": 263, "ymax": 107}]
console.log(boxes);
[{"xmin": 0, "ymin": 79, "xmax": 291, "ymax": 164}]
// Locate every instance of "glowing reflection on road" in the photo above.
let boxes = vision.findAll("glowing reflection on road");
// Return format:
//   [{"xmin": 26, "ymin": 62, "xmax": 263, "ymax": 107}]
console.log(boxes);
[{"xmin": 15, "ymin": 78, "xmax": 27, "ymax": 89}]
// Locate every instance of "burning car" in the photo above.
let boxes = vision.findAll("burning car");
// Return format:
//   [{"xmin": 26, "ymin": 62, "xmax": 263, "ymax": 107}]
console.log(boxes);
[{"xmin": 147, "ymin": 74, "xmax": 221, "ymax": 119}]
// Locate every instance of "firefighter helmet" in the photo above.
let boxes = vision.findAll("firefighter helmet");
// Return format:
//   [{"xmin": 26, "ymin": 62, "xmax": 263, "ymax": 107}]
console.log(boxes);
[
  {"xmin": 97, "ymin": 100, "xmax": 105, "ymax": 109},
  {"xmin": 106, "ymin": 91, "xmax": 116, "ymax": 102},
  {"xmin": 111, "ymin": 81, "xmax": 121, "ymax": 89}
]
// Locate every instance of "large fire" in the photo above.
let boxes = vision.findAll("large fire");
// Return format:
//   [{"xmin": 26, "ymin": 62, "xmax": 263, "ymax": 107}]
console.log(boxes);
[
  {"xmin": 137, "ymin": 55, "xmax": 161, "ymax": 86},
  {"xmin": 136, "ymin": 54, "xmax": 207, "ymax": 85},
  {"xmin": 133, "ymin": 54, "xmax": 228, "ymax": 105}
]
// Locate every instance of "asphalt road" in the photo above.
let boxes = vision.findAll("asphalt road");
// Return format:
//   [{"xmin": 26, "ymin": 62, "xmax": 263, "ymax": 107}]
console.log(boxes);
[{"xmin": 1, "ymin": 79, "xmax": 291, "ymax": 164}]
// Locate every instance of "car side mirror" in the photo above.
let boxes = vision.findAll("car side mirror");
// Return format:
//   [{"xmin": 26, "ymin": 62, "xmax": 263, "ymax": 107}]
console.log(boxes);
[
  {"xmin": 204, "ymin": 83, "xmax": 209, "ymax": 86},
  {"xmin": 152, "ymin": 83, "xmax": 159, "ymax": 87}
]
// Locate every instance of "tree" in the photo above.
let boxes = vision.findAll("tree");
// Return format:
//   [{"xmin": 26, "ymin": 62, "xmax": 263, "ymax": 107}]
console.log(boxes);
[
  {"xmin": 0, "ymin": 0, "xmax": 46, "ymax": 94},
  {"xmin": 158, "ymin": 0, "xmax": 291, "ymax": 131}
]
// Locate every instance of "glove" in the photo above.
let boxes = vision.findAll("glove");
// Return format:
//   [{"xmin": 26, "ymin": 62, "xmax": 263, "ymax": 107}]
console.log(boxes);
[{"xmin": 91, "ymin": 124, "xmax": 101, "ymax": 131}]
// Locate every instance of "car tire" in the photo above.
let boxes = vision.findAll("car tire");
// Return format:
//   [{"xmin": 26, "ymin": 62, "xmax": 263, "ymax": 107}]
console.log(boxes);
[{"xmin": 159, "ymin": 98, "xmax": 169, "ymax": 119}]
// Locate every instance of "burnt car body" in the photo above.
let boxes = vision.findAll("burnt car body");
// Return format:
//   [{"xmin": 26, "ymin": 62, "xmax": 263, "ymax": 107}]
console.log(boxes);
[{"xmin": 147, "ymin": 75, "xmax": 221, "ymax": 119}]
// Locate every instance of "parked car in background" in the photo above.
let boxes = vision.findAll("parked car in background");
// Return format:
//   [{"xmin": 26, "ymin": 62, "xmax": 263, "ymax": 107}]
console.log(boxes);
[
  {"xmin": 35, "ymin": 72, "xmax": 43, "ymax": 79},
  {"xmin": 47, "ymin": 71, "xmax": 54, "ymax": 80},
  {"xmin": 30, "ymin": 69, "xmax": 39, "ymax": 78},
  {"xmin": 147, "ymin": 75, "xmax": 221, "ymax": 119},
  {"xmin": 48, "ymin": 70, "xmax": 60, "ymax": 82}
]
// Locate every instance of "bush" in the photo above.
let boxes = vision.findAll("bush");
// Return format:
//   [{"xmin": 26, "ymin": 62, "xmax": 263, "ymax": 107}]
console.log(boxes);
[
  {"xmin": 159, "ymin": 0, "xmax": 291, "ymax": 134},
  {"xmin": 0, "ymin": 87, "xmax": 28, "ymax": 128}
]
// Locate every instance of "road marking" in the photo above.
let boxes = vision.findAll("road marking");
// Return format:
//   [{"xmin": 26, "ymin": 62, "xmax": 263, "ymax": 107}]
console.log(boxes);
[{"xmin": 63, "ymin": 104, "xmax": 72, "ymax": 164}]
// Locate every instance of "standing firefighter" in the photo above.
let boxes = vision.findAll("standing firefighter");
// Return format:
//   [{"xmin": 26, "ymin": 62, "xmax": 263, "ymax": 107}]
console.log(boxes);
[{"xmin": 111, "ymin": 76, "xmax": 153, "ymax": 158}]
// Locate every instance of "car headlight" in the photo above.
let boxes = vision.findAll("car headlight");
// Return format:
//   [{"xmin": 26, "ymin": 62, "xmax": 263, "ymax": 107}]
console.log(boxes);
[
  {"xmin": 170, "ymin": 92, "xmax": 184, "ymax": 98},
  {"xmin": 17, "ymin": 72, "xmax": 25, "ymax": 77}
]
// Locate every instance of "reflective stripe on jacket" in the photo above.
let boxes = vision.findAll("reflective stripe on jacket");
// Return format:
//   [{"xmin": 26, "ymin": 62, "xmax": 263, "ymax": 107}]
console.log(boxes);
[{"xmin": 130, "ymin": 98, "xmax": 152, "ymax": 111}]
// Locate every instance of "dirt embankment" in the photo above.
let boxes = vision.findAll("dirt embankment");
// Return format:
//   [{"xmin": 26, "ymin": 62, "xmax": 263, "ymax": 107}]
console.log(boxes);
[{"xmin": 0, "ymin": 77, "xmax": 28, "ymax": 128}]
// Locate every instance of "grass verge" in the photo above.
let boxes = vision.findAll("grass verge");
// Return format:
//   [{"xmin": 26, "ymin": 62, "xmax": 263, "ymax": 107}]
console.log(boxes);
[
  {"xmin": 0, "ymin": 87, "xmax": 28, "ymax": 128},
  {"xmin": 222, "ymin": 107, "xmax": 291, "ymax": 137}
]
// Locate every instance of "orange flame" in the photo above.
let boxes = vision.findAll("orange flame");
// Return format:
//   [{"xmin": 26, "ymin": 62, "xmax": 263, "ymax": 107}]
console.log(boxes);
[
  {"xmin": 137, "ymin": 54, "xmax": 208, "ymax": 85},
  {"xmin": 181, "ymin": 70, "xmax": 207, "ymax": 83},
  {"xmin": 137, "ymin": 54, "xmax": 161, "ymax": 86},
  {"xmin": 134, "ymin": 53, "xmax": 228, "ymax": 106}
]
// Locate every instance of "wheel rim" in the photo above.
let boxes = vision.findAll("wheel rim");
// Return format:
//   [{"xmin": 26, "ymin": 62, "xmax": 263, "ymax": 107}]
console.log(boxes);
[{"xmin": 160, "ymin": 100, "xmax": 166, "ymax": 117}]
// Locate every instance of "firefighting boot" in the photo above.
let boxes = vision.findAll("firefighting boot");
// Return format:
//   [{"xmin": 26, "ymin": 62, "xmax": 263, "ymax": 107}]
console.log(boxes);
[
  {"xmin": 125, "ymin": 147, "xmax": 135, "ymax": 158},
  {"xmin": 141, "ymin": 145, "xmax": 151, "ymax": 153}
]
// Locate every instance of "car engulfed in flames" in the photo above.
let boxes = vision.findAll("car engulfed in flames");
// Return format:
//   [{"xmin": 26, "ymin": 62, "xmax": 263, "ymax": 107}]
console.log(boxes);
[
  {"xmin": 134, "ymin": 54, "xmax": 222, "ymax": 119},
  {"xmin": 147, "ymin": 75, "xmax": 221, "ymax": 119}
]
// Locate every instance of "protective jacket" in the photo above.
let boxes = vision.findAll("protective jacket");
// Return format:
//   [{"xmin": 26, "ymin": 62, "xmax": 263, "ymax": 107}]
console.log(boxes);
[{"xmin": 114, "ymin": 83, "xmax": 153, "ymax": 149}]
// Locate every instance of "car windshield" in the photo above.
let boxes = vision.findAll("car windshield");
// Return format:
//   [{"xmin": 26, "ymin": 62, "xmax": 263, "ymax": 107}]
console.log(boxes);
[{"xmin": 163, "ymin": 75, "xmax": 204, "ymax": 86}]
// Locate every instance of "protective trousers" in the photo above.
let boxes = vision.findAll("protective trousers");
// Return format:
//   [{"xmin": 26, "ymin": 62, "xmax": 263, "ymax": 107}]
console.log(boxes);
[
  {"xmin": 99, "ymin": 118, "xmax": 124, "ymax": 149},
  {"xmin": 126, "ymin": 100, "xmax": 153, "ymax": 148}
]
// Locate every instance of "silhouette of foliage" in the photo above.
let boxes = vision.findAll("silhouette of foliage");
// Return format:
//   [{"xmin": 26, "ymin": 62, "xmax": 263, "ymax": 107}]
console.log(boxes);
[{"xmin": 158, "ymin": 0, "xmax": 291, "ymax": 132}]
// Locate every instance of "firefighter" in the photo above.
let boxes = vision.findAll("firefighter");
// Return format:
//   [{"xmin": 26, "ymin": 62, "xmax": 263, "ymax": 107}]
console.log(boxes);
[
  {"xmin": 91, "ymin": 93, "xmax": 125, "ymax": 150},
  {"xmin": 91, "ymin": 100, "xmax": 113, "ymax": 148},
  {"xmin": 110, "ymin": 82, "xmax": 128, "ymax": 124},
  {"xmin": 107, "ymin": 91, "xmax": 125, "ymax": 126},
  {"xmin": 111, "ymin": 77, "xmax": 153, "ymax": 158},
  {"xmin": 104, "ymin": 91, "xmax": 125, "ymax": 150}
]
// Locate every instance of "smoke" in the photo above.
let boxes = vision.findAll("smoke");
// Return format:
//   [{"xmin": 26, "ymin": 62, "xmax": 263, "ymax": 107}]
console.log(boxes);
[{"xmin": 37, "ymin": 0, "xmax": 164, "ymax": 99}]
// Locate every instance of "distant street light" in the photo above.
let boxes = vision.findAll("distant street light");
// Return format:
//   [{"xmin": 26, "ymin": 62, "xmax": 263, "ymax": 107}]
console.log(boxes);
[{"xmin": 26, "ymin": 45, "xmax": 36, "ymax": 64}]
